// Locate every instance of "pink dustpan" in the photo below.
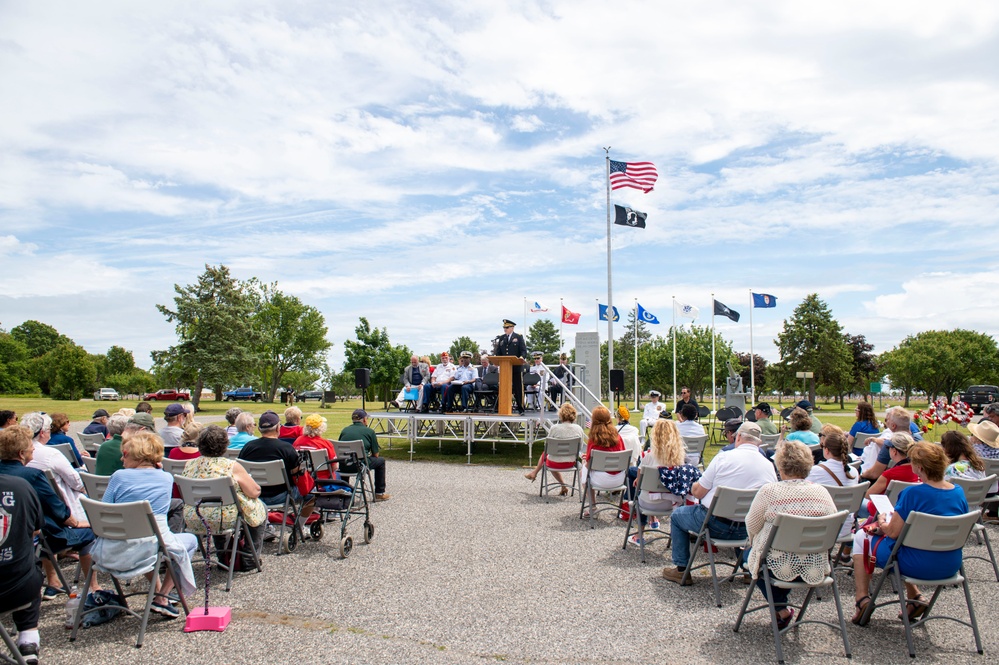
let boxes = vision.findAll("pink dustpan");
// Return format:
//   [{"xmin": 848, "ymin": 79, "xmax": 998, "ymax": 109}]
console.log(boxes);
[{"xmin": 184, "ymin": 606, "xmax": 231, "ymax": 632}]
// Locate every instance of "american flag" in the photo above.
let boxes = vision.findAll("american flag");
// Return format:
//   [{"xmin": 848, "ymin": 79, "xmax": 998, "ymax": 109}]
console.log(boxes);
[{"xmin": 609, "ymin": 160, "xmax": 658, "ymax": 193}]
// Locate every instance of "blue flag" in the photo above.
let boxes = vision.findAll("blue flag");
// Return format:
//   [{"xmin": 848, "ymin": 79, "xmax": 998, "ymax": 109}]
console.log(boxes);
[
  {"xmin": 752, "ymin": 293, "xmax": 777, "ymax": 308},
  {"xmin": 599, "ymin": 304, "xmax": 619, "ymax": 321},
  {"xmin": 637, "ymin": 303, "xmax": 660, "ymax": 324}
]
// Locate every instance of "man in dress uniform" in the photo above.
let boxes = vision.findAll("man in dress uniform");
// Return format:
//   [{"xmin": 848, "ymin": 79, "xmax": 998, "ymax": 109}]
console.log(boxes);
[
  {"xmin": 494, "ymin": 319, "xmax": 527, "ymax": 415},
  {"xmin": 640, "ymin": 390, "xmax": 666, "ymax": 440}
]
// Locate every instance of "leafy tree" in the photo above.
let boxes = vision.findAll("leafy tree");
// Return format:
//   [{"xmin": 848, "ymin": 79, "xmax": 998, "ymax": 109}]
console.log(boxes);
[
  {"xmin": 773, "ymin": 294, "xmax": 852, "ymax": 405},
  {"xmin": 248, "ymin": 281, "xmax": 332, "ymax": 401},
  {"xmin": 843, "ymin": 333, "xmax": 878, "ymax": 400},
  {"xmin": 0, "ymin": 331, "xmax": 37, "ymax": 394},
  {"xmin": 343, "ymin": 318, "xmax": 412, "ymax": 405},
  {"xmin": 881, "ymin": 330, "xmax": 999, "ymax": 405},
  {"xmin": 525, "ymin": 319, "xmax": 561, "ymax": 363},
  {"xmin": 736, "ymin": 352, "xmax": 767, "ymax": 396},
  {"xmin": 632, "ymin": 325, "xmax": 736, "ymax": 403},
  {"xmin": 10, "ymin": 320, "xmax": 72, "ymax": 358},
  {"xmin": 45, "ymin": 343, "xmax": 97, "ymax": 400},
  {"xmin": 151, "ymin": 348, "xmax": 199, "ymax": 393},
  {"xmin": 156, "ymin": 264, "xmax": 261, "ymax": 410},
  {"xmin": 104, "ymin": 345, "xmax": 136, "ymax": 376},
  {"xmin": 448, "ymin": 336, "xmax": 482, "ymax": 363}
]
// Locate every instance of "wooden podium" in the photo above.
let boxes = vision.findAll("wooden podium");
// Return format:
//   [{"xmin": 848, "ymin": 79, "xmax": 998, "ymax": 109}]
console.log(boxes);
[{"xmin": 491, "ymin": 355, "xmax": 525, "ymax": 416}]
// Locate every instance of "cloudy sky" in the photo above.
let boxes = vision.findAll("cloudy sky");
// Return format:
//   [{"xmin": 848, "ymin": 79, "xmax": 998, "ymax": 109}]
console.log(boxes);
[{"xmin": 2, "ymin": 1, "xmax": 998, "ymax": 375}]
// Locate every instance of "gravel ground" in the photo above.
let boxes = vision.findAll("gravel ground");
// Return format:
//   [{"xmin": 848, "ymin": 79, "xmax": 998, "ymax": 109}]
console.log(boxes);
[{"xmin": 28, "ymin": 460, "xmax": 999, "ymax": 665}]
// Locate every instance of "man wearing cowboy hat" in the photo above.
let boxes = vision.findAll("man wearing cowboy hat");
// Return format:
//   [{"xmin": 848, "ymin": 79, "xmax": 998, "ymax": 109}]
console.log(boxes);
[
  {"xmin": 640, "ymin": 391, "xmax": 666, "ymax": 440},
  {"xmin": 494, "ymin": 319, "xmax": 527, "ymax": 415}
]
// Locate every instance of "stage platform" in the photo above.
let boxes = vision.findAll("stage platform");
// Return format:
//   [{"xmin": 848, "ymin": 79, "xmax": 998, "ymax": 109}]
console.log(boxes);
[{"xmin": 366, "ymin": 409, "xmax": 559, "ymax": 464}]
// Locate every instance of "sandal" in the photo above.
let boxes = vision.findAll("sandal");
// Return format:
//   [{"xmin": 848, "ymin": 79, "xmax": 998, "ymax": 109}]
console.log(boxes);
[
  {"xmin": 559, "ymin": 485, "xmax": 569, "ymax": 496},
  {"xmin": 852, "ymin": 596, "xmax": 871, "ymax": 626},
  {"xmin": 899, "ymin": 594, "xmax": 926, "ymax": 622},
  {"xmin": 776, "ymin": 608, "xmax": 794, "ymax": 630},
  {"xmin": 524, "ymin": 473, "xmax": 536, "ymax": 482}
]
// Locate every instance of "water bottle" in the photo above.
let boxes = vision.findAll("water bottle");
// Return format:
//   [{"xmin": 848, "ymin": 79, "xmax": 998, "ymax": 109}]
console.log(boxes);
[{"xmin": 64, "ymin": 586, "xmax": 80, "ymax": 629}]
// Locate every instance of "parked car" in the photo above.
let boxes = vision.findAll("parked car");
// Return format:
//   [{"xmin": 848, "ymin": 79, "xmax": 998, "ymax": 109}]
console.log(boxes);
[
  {"xmin": 298, "ymin": 390, "xmax": 324, "ymax": 401},
  {"xmin": 958, "ymin": 385, "xmax": 999, "ymax": 414},
  {"xmin": 94, "ymin": 388, "xmax": 120, "ymax": 401},
  {"xmin": 223, "ymin": 386, "xmax": 263, "ymax": 402},
  {"xmin": 142, "ymin": 388, "xmax": 191, "ymax": 401}
]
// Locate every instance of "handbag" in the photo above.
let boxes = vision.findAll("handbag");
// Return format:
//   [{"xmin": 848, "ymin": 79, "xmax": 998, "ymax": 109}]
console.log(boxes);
[
  {"xmin": 294, "ymin": 468, "xmax": 315, "ymax": 497},
  {"xmin": 862, "ymin": 533, "xmax": 887, "ymax": 575}
]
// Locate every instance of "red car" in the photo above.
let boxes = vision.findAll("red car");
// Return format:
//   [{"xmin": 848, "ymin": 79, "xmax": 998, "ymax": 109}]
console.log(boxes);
[{"xmin": 143, "ymin": 388, "xmax": 191, "ymax": 401}]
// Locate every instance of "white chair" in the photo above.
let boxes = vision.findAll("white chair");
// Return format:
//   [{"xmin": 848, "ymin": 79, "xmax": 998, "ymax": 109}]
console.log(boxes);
[
  {"xmin": 77, "ymin": 432, "xmax": 106, "ymax": 455},
  {"xmin": 621, "ymin": 467, "xmax": 676, "ymax": 563},
  {"xmin": 160, "ymin": 458, "xmax": 189, "ymax": 476},
  {"xmin": 886, "ymin": 479, "xmax": 919, "ymax": 504},
  {"xmin": 538, "ymin": 435, "xmax": 581, "ymax": 501},
  {"xmin": 334, "ymin": 439, "xmax": 375, "ymax": 501},
  {"xmin": 224, "ymin": 448, "xmax": 241, "ymax": 460},
  {"xmin": 951, "ymin": 474, "xmax": 999, "ymax": 582},
  {"xmin": 859, "ymin": 510, "xmax": 983, "ymax": 658},
  {"xmin": 78, "ymin": 471, "xmax": 111, "ymax": 501},
  {"xmin": 71, "ymin": 498, "xmax": 191, "ymax": 648},
  {"xmin": 239, "ymin": 459, "xmax": 305, "ymax": 555},
  {"xmin": 173, "ymin": 475, "xmax": 262, "ymax": 591},
  {"xmin": 759, "ymin": 434, "xmax": 780, "ymax": 452},
  {"xmin": 733, "ymin": 511, "xmax": 852, "ymax": 665},
  {"xmin": 579, "ymin": 449, "xmax": 631, "ymax": 529},
  {"xmin": 682, "ymin": 435, "xmax": 708, "ymax": 468},
  {"xmin": 821, "ymin": 481, "xmax": 870, "ymax": 571},
  {"xmin": 852, "ymin": 431, "xmax": 875, "ymax": 454},
  {"xmin": 681, "ymin": 486, "xmax": 759, "ymax": 607},
  {"xmin": 80, "ymin": 456, "xmax": 97, "ymax": 473},
  {"xmin": 49, "ymin": 443, "xmax": 78, "ymax": 467}
]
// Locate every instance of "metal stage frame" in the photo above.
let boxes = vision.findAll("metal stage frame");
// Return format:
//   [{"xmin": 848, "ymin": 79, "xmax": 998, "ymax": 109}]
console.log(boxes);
[{"xmin": 366, "ymin": 410, "xmax": 558, "ymax": 464}]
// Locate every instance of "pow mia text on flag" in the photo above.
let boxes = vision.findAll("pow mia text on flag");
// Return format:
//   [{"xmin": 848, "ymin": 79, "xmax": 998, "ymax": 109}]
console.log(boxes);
[{"xmin": 613, "ymin": 204, "xmax": 647, "ymax": 229}]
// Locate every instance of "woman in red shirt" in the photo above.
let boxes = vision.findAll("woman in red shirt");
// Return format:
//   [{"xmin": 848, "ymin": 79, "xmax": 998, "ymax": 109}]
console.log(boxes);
[
  {"xmin": 292, "ymin": 414, "xmax": 339, "ymax": 480},
  {"xmin": 582, "ymin": 406, "xmax": 625, "ymax": 516}
]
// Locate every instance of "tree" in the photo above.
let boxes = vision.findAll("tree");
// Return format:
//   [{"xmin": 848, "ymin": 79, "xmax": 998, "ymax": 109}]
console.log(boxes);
[
  {"xmin": 448, "ymin": 336, "xmax": 482, "ymax": 363},
  {"xmin": 104, "ymin": 345, "xmax": 136, "ymax": 376},
  {"xmin": 249, "ymin": 281, "xmax": 332, "ymax": 401},
  {"xmin": 156, "ymin": 264, "xmax": 261, "ymax": 410},
  {"xmin": 881, "ymin": 330, "xmax": 999, "ymax": 405},
  {"xmin": 342, "ymin": 318, "xmax": 412, "ymax": 405},
  {"xmin": 843, "ymin": 333, "xmax": 878, "ymax": 401},
  {"xmin": 10, "ymin": 320, "xmax": 71, "ymax": 358},
  {"xmin": 0, "ymin": 331, "xmax": 37, "ymax": 394},
  {"xmin": 525, "ymin": 320, "xmax": 561, "ymax": 363},
  {"xmin": 773, "ymin": 294, "xmax": 852, "ymax": 405},
  {"xmin": 736, "ymin": 352, "xmax": 767, "ymax": 396},
  {"xmin": 44, "ymin": 343, "xmax": 97, "ymax": 400},
  {"xmin": 633, "ymin": 325, "xmax": 735, "ymax": 403}
]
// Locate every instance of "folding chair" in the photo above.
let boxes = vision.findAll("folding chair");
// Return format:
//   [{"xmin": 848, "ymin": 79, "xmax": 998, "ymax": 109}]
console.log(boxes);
[
  {"xmin": 759, "ymin": 434, "xmax": 780, "ymax": 452},
  {"xmin": 733, "ymin": 511, "xmax": 852, "ymax": 665},
  {"xmin": 173, "ymin": 475, "xmax": 262, "ymax": 591},
  {"xmin": 622, "ymin": 467, "xmax": 676, "ymax": 563},
  {"xmin": 523, "ymin": 372, "xmax": 542, "ymax": 410},
  {"xmin": 78, "ymin": 471, "xmax": 111, "ymax": 501},
  {"xmin": 682, "ymin": 435, "xmax": 708, "ymax": 468},
  {"xmin": 334, "ymin": 439, "xmax": 375, "ymax": 502},
  {"xmin": 951, "ymin": 475, "xmax": 999, "ymax": 581},
  {"xmin": 41, "ymin": 470, "xmax": 80, "ymax": 588},
  {"xmin": 681, "ymin": 486, "xmax": 759, "ymax": 606},
  {"xmin": 473, "ymin": 372, "xmax": 500, "ymax": 413},
  {"xmin": 1, "ymin": 604, "xmax": 30, "ymax": 665},
  {"xmin": 71, "ymin": 497, "xmax": 191, "ymax": 648},
  {"xmin": 224, "ymin": 448, "xmax": 241, "ymax": 460},
  {"xmin": 852, "ymin": 431, "xmax": 875, "ymax": 454},
  {"xmin": 821, "ymin": 481, "xmax": 870, "ymax": 572},
  {"xmin": 712, "ymin": 407, "xmax": 737, "ymax": 443},
  {"xmin": 49, "ymin": 443, "xmax": 79, "ymax": 467},
  {"xmin": 160, "ymin": 458, "xmax": 189, "ymax": 477},
  {"xmin": 80, "ymin": 456, "xmax": 97, "ymax": 473},
  {"xmin": 886, "ymin": 479, "xmax": 919, "ymax": 504},
  {"xmin": 239, "ymin": 459, "xmax": 306, "ymax": 555},
  {"xmin": 579, "ymin": 449, "xmax": 631, "ymax": 529},
  {"xmin": 858, "ymin": 510, "xmax": 983, "ymax": 658},
  {"xmin": 77, "ymin": 432, "xmax": 106, "ymax": 455},
  {"xmin": 538, "ymin": 435, "xmax": 581, "ymax": 501}
]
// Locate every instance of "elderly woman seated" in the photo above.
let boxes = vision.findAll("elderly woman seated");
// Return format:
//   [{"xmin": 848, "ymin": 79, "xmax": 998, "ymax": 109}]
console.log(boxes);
[
  {"xmin": 280, "ymin": 406, "xmax": 303, "ymax": 440},
  {"xmin": 851, "ymin": 441, "xmax": 969, "ymax": 625},
  {"xmin": 92, "ymin": 431, "xmax": 198, "ymax": 618},
  {"xmin": 292, "ymin": 414, "xmax": 340, "ymax": 480},
  {"xmin": 524, "ymin": 402, "xmax": 586, "ymax": 494},
  {"xmin": 227, "ymin": 412, "xmax": 257, "ymax": 450},
  {"xmin": 744, "ymin": 440, "xmax": 838, "ymax": 628}
]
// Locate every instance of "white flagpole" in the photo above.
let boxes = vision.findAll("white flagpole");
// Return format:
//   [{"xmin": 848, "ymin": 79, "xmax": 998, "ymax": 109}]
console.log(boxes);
[
  {"xmin": 559, "ymin": 297, "xmax": 564, "ymax": 354},
  {"xmin": 595, "ymin": 299, "xmax": 599, "ymax": 333},
  {"xmin": 634, "ymin": 298, "xmax": 639, "ymax": 410},
  {"xmin": 672, "ymin": 296, "xmax": 677, "ymax": 405},
  {"xmin": 523, "ymin": 297, "xmax": 528, "ymax": 343},
  {"xmin": 749, "ymin": 289, "xmax": 756, "ymax": 406},
  {"xmin": 711, "ymin": 293, "xmax": 717, "ymax": 413},
  {"xmin": 604, "ymin": 147, "xmax": 614, "ymax": 401}
]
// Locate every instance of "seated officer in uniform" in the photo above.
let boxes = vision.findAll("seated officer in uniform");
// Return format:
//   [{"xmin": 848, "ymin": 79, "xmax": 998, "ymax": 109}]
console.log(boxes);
[
  {"xmin": 525, "ymin": 351, "xmax": 548, "ymax": 410},
  {"xmin": 443, "ymin": 351, "xmax": 478, "ymax": 412}
]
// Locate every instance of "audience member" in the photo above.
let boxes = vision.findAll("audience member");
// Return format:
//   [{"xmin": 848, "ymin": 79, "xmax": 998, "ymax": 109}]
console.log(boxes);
[
  {"xmin": 524, "ymin": 402, "xmax": 584, "ymax": 494},
  {"xmin": 616, "ymin": 405, "xmax": 642, "ymax": 464},
  {"xmin": 806, "ymin": 426, "xmax": 860, "ymax": 553},
  {"xmin": 135, "ymin": 401, "xmax": 153, "ymax": 414},
  {"xmin": 292, "ymin": 414, "xmax": 339, "ymax": 480},
  {"xmin": 160, "ymin": 403, "xmax": 187, "ymax": 447},
  {"xmin": 239, "ymin": 411, "xmax": 317, "ymax": 526},
  {"xmin": 581, "ymin": 406, "xmax": 626, "ymax": 518},
  {"xmin": 225, "ymin": 407, "xmax": 242, "ymax": 438},
  {"xmin": 663, "ymin": 420, "xmax": 776, "ymax": 585},
  {"xmin": 0, "ymin": 469, "xmax": 44, "ymax": 663},
  {"xmin": 48, "ymin": 412, "xmax": 87, "ymax": 465},
  {"xmin": 752, "ymin": 402, "xmax": 777, "ymax": 436},
  {"xmin": 942, "ymin": 430, "xmax": 987, "ymax": 481},
  {"xmin": 676, "ymin": 403, "xmax": 705, "ymax": 439},
  {"xmin": 168, "ymin": 422, "xmax": 203, "ymax": 461},
  {"xmin": 796, "ymin": 400, "xmax": 823, "ymax": 434},
  {"xmin": 782, "ymin": 407, "xmax": 819, "ymax": 447},
  {"xmin": 861, "ymin": 407, "xmax": 921, "ymax": 481},
  {"xmin": 94, "ymin": 414, "xmax": 131, "ymax": 476},
  {"xmin": 982, "ymin": 403, "xmax": 999, "ymax": 428},
  {"xmin": 0, "ymin": 410, "xmax": 18, "ymax": 429},
  {"xmin": 864, "ymin": 433, "xmax": 918, "ymax": 515},
  {"xmin": 82, "ymin": 409, "xmax": 110, "ymax": 438},
  {"xmin": 848, "ymin": 401, "xmax": 881, "ymax": 454},
  {"xmin": 279, "ymin": 406, "xmax": 303, "ymax": 440},
  {"xmin": 21, "ymin": 413, "xmax": 86, "ymax": 522},
  {"xmin": 338, "ymin": 409, "xmax": 389, "ymax": 501},
  {"xmin": 228, "ymin": 412, "xmax": 257, "ymax": 450}
]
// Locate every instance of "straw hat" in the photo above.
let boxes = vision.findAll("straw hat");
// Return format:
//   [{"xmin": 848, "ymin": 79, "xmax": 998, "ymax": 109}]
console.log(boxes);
[{"xmin": 968, "ymin": 420, "xmax": 999, "ymax": 449}]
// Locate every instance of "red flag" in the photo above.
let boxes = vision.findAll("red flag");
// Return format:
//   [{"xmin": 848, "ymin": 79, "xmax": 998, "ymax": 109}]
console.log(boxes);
[{"xmin": 561, "ymin": 305, "xmax": 581, "ymax": 325}]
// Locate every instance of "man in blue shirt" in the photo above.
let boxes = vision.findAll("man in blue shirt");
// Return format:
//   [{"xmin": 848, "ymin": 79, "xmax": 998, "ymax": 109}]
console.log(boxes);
[{"xmin": 444, "ymin": 351, "xmax": 479, "ymax": 412}]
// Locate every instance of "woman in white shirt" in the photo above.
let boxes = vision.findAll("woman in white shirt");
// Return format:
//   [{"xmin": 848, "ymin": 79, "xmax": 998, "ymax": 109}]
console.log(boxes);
[{"xmin": 805, "ymin": 425, "xmax": 859, "ymax": 551}]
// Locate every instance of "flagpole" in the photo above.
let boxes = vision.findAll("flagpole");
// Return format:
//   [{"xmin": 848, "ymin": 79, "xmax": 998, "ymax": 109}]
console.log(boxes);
[
  {"xmin": 604, "ymin": 147, "xmax": 614, "ymax": 402},
  {"xmin": 711, "ymin": 292, "xmax": 717, "ymax": 413},
  {"xmin": 634, "ymin": 298, "xmax": 639, "ymax": 411},
  {"xmin": 749, "ymin": 289, "xmax": 755, "ymax": 407},
  {"xmin": 523, "ymin": 297, "xmax": 528, "ymax": 343},
  {"xmin": 559, "ymin": 297, "xmax": 564, "ymax": 354},
  {"xmin": 672, "ymin": 296, "xmax": 677, "ymax": 406}
]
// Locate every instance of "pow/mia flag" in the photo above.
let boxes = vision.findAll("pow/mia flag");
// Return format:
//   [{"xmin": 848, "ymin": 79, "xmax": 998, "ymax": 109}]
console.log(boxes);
[{"xmin": 613, "ymin": 204, "xmax": 647, "ymax": 229}]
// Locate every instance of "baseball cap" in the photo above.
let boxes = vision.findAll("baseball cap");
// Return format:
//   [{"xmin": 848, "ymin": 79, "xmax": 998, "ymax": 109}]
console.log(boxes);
[
  {"xmin": 796, "ymin": 400, "xmax": 813, "ymax": 411},
  {"xmin": 753, "ymin": 402, "xmax": 772, "ymax": 416},
  {"xmin": 352, "ymin": 409, "xmax": 368, "ymax": 421},
  {"xmin": 128, "ymin": 413, "xmax": 156, "ymax": 431},
  {"xmin": 737, "ymin": 421, "xmax": 763, "ymax": 440},
  {"xmin": 724, "ymin": 418, "xmax": 742, "ymax": 433},
  {"xmin": 92, "ymin": 409, "xmax": 109, "ymax": 418},
  {"xmin": 164, "ymin": 403, "xmax": 186, "ymax": 417},
  {"xmin": 258, "ymin": 410, "xmax": 280, "ymax": 429}
]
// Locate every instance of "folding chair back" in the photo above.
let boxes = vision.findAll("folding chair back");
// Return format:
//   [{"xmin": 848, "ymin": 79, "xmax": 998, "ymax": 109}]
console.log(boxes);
[
  {"xmin": 852, "ymin": 431, "xmax": 874, "ymax": 451},
  {"xmin": 899, "ymin": 509, "xmax": 980, "ymax": 552},
  {"xmin": 952, "ymin": 474, "xmax": 997, "ymax": 508},
  {"xmin": 759, "ymin": 433, "xmax": 780, "ymax": 450},
  {"xmin": 80, "ymin": 456, "xmax": 97, "ymax": 473},
  {"xmin": 239, "ymin": 459, "xmax": 290, "ymax": 492},
  {"xmin": 709, "ymin": 485, "xmax": 758, "ymax": 522},
  {"xmin": 78, "ymin": 471, "xmax": 111, "ymax": 501},
  {"xmin": 622, "ymin": 466, "xmax": 677, "ymax": 562},
  {"xmin": 224, "ymin": 448, "xmax": 241, "ymax": 460},
  {"xmin": 984, "ymin": 458, "xmax": 999, "ymax": 476},
  {"xmin": 334, "ymin": 439, "xmax": 375, "ymax": 500},
  {"xmin": 238, "ymin": 459, "xmax": 302, "ymax": 554},
  {"xmin": 588, "ymin": 449, "xmax": 632, "ymax": 474},
  {"xmin": 49, "ymin": 443, "xmax": 78, "ymax": 466},
  {"xmin": 77, "ymin": 432, "xmax": 106, "ymax": 454},
  {"xmin": 160, "ymin": 458, "xmax": 189, "ymax": 476},
  {"xmin": 768, "ymin": 510, "xmax": 848, "ymax": 554},
  {"xmin": 822, "ymin": 481, "xmax": 869, "ymax": 515},
  {"xmin": 682, "ymin": 435, "xmax": 707, "ymax": 467},
  {"xmin": 539, "ymin": 435, "xmax": 581, "ymax": 500},
  {"xmin": 886, "ymin": 479, "xmax": 919, "ymax": 504},
  {"xmin": 303, "ymin": 447, "xmax": 330, "ymax": 474}
]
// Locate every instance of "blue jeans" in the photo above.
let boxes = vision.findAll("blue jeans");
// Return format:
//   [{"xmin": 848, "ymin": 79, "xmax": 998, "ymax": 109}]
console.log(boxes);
[{"xmin": 670, "ymin": 504, "xmax": 748, "ymax": 568}]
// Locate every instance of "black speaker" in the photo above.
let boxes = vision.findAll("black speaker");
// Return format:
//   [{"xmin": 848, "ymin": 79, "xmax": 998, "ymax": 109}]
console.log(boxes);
[
  {"xmin": 609, "ymin": 369, "xmax": 625, "ymax": 392},
  {"xmin": 354, "ymin": 368, "xmax": 371, "ymax": 390}
]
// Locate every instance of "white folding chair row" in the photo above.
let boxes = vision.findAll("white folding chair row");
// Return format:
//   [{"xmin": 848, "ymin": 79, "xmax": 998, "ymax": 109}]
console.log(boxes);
[
  {"xmin": 538, "ymin": 435, "xmax": 581, "ymax": 502},
  {"xmin": 682, "ymin": 435, "xmax": 708, "ymax": 469},
  {"xmin": 80, "ymin": 456, "xmax": 97, "ymax": 473},
  {"xmin": 621, "ymin": 466, "xmax": 675, "ymax": 563},
  {"xmin": 76, "ymin": 432, "xmax": 106, "ymax": 455},
  {"xmin": 951, "ymin": 474, "xmax": 999, "ymax": 582},
  {"xmin": 579, "ymin": 449, "xmax": 631, "ymax": 528},
  {"xmin": 78, "ymin": 471, "xmax": 111, "ymax": 501}
]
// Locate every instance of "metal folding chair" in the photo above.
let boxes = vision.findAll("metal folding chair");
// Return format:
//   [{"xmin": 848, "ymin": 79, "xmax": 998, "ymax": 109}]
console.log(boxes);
[
  {"xmin": 579, "ymin": 449, "xmax": 631, "ymax": 529},
  {"xmin": 239, "ymin": 459, "xmax": 306, "ymax": 555},
  {"xmin": 951, "ymin": 474, "xmax": 999, "ymax": 581},
  {"xmin": 80, "ymin": 456, "xmax": 97, "ymax": 473},
  {"xmin": 682, "ymin": 435, "xmax": 708, "ymax": 468},
  {"xmin": 858, "ymin": 510, "xmax": 983, "ymax": 658},
  {"xmin": 0, "ymin": 604, "xmax": 30, "ymax": 665},
  {"xmin": 173, "ymin": 475, "xmax": 262, "ymax": 591},
  {"xmin": 733, "ymin": 511, "xmax": 852, "ymax": 665},
  {"xmin": 621, "ymin": 467, "xmax": 676, "ymax": 562},
  {"xmin": 78, "ymin": 471, "xmax": 111, "ymax": 501},
  {"xmin": 681, "ymin": 486, "xmax": 759, "ymax": 606},
  {"xmin": 538, "ymin": 435, "xmax": 581, "ymax": 501},
  {"xmin": 71, "ymin": 498, "xmax": 191, "ymax": 648},
  {"xmin": 821, "ymin": 480, "xmax": 870, "ymax": 572}
]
